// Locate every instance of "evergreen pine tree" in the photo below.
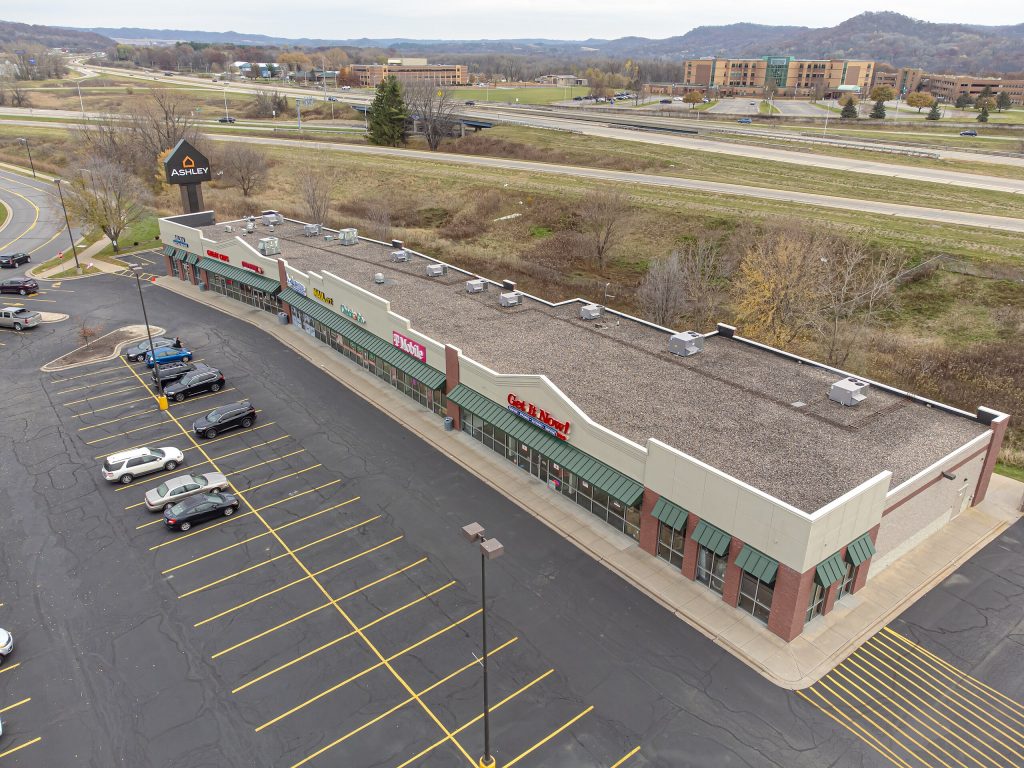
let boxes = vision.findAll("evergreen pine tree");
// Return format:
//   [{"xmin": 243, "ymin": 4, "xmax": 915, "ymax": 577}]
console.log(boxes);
[
  {"xmin": 955, "ymin": 93, "xmax": 972, "ymax": 109},
  {"xmin": 869, "ymin": 99, "xmax": 886, "ymax": 119},
  {"xmin": 840, "ymin": 99, "xmax": 858, "ymax": 119},
  {"xmin": 367, "ymin": 76, "xmax": 408, "ymax": 147},
  {"xmin": 996, "ymin": 91, "xmax": 1011, "ymax": 112},
  {"xmin": 925, "ymin": 101, "xmax": 941, "ymax": 121},
  {"xmin": 977, "ymin": 103, "xmax": 989, "ymax": 123}
]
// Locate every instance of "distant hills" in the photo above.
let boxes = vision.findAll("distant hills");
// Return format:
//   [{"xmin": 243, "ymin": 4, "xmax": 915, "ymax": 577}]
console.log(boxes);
[
  {"xmin": 0, "ymin": 19, "xmax": 112, "ymax": 51},
  {"xmin": 10, "ymin": 12, "xmax": 1020, "ymax": 73}
]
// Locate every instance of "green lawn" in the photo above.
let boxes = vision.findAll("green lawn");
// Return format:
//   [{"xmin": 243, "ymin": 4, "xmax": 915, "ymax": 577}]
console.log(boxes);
[
  {"xmin": 0, "ymin": 198, "xmax": 7, "ymax": 229},
  {"xmin": 692, "ymin": 100, "xmax": 718, "ymax": 111},
  {"xmin": 759, "ymin": 101, "xmax": 781, "ymax": 115},
  {"xmin": 94, "ymin": 215, "xmax": 161, "ymax": 258},
  {"xmin": 451, "ymin": 87, "xmax": 574, "ymax": 105},
  {"xmin": 995, "ymin": 462, "xmax": 1024, "ymax": 482}
]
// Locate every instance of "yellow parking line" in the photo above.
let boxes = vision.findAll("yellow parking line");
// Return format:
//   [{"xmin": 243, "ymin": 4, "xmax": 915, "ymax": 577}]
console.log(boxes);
[
  {"xmin": 176, "ymin": 516, "xmax": 377, "ymax": 599},
  {"xmin": 610, "ymin": 747, "xmax": 642, "ymax": 768},
  {"xmin": 55, "ymin": 375, "xmax": 135, "ymax": 395},
  {"xmin": 52, "ymin": 364, "xmax": 124, "ymax": 383},
  {"xmin": 0, "ymin": 736, "xmax": 42, "ymax": 759},
  {"xmin": 393, "ymin": 665, "xmax": 550, "ymax": 768},
  {"xmin": 504, "ymin": 706, "xmax": 595, "ymax": 768},
  {"xmin": 287, "ymin": 640, "xmax": 516, "ymax": 767},
  {"xmin": 229, "ymin": 559, "xmax": 431, "ymax": 690},
  {"xmin": 64, "ymin": 385, "xmax": 143, "ymax": 406},
  {"xmin": 0, "ymin": 696, "xmax": 30, "ymax": 714},
  {"xmin": 147, "ymin": 478, "xmax": 341, "ymax": 549},
  {"xmin": 211, "ymin": 435, "xmax": 291, "ymax": 462},
  {"xmin": 253, "ymin": 588, "xmax": 468, "ymax": 729},
  {"xmin": 796, "ymin": 688, "xmax": 915, "ymax": 768},
  {"xmin": 167, "ymin": 386, "xmax": 237, "ymax": 409},
  {"xmin": 0, "ymin": 662, "xmax": 20, "ymax": 676},
  {"xmin": 94, "ymin": 422, "xmax": 277, "ymax": 457},
  {"xmin": 161, "ymin": 501, "xmax": 365, "ymax": 574},
  {"xmin": 113, "ymin": 441, "xmax": 289, "ymax": 495},
  {"xmin": 19, "ymin": 296, "xmax": 57, "ymax": 302},
  {"xmin": 194, "ymin": 541, "xmax": 411, "ymax": 628},
  {"xmin": 228, "ymin": 449, "xmax": 306, "ymax": 475},
  {"xmin": 71, "ymin": 394, "xmax": 154, "ymax": 417},
  {"xmin": 235, "ymin": 464, "xmax": 322, "ymax": 495}
]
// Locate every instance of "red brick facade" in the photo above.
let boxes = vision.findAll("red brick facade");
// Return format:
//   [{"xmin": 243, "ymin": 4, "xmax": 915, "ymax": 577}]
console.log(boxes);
[
  {"xmin": 444, "ymin": 345, "xmax": 461, "ymax": 430},
  {"xmin": 974, "ymin": 413, "xmax": 1010, "ymax": 505},
  {"xmin": 638, "ymin": 489, "xmax": 660, "ymax": 557},
  {"xmin": 767, "ymin": 563, "xmax": 815, "ymax": 641},
  {"xmin": 721, "ymin": 536, "xmax": 745, "ymax": 608}
]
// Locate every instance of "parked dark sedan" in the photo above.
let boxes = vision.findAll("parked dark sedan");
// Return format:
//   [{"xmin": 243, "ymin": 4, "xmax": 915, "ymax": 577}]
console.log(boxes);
[
  {"xmin": 164, "ymin": 492, "xmax": 239, "ymax": 531},
  {"xmin": 0, "ymin": 252, "xmax": 30, "ymax": 268},
  {"xmin": 193, "ymin": 400, "xmax": 256, "ymax": 439},
  {"xmin": 124, "ymin": 337, "xmax": 176, "ymax": 363},
  {"xmin": 164, "ymin": 365, "xmax": 225, "ymax": 402},
  {"xmin": 151, "ymin": 361, "xmax": 196, "ymax": 388},
  {"xmin": 0, "ymin": 277, "xmax": 38, "ymax": 295}
]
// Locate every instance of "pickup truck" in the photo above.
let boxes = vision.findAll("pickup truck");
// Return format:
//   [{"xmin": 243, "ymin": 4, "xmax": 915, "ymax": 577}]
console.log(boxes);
[{"xmin": 0, "ymin": 307, "xmax": 41, "ymax": 331}]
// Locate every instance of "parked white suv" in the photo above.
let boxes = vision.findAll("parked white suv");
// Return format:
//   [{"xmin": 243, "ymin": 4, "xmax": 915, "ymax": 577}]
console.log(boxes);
[
  {"xmin": 102, "ymin": 447, "xmax": 185, "ymax": 484},
  {"xmin": 0, "ymin": 627, "xmax": 13, "ymax": 664}
]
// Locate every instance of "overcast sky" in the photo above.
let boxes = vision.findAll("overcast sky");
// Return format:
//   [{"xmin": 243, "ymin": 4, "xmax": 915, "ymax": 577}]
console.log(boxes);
[{"xmin": 9, "ymin": 5, "xmax": 1021, "ymax": 41}]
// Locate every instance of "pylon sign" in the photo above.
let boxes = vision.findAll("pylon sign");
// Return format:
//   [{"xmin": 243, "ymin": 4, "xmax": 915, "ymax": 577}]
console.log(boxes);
[{"xmin": 163, "ymin": 139, "xmax": 212, "ymax": 185}]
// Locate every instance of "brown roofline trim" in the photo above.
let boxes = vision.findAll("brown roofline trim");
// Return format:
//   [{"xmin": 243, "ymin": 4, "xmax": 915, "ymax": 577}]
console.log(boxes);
[{"xmin": 882, "ymin": 444, "xmax": 989, "ymax": 516}]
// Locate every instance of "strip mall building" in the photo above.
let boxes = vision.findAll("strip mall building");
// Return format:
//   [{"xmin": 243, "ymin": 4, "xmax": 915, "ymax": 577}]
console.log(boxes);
[{"xmin": 159, "ymin": 211, "xmax": 1010, "ymax": 642}]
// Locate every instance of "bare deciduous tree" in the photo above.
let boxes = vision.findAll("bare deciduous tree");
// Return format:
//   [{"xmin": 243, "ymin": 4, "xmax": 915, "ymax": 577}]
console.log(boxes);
[
  {"xmin": 578, "ymin": 189, "xmax": 630, "ymax": 274},
  {"xmin": 298, "ymin": 170, "xmax": 334, "ymax": 227},
  {"xmin": 9, "ymin": 86, "xmax": 31, "ymax": 108},
  {"xmin": 365, "ymin": 202, "xmax": 392, "ymax": 242},
  {"xmin": 127, "ymin": 88, "xmax": 202, "ymax": 167},
  {"xmin": 65, "ymin": 160, "xmax": 152, "ymax": 252},
  {"xmin": 403, "ymin": 80, "xmax": 459, "ymax": 151},
  {"xmin": 637, "ymin": 252, "xmax": 687, "ymax": 327},
  {"xmin": 79, "ymin": 321, "xmax": 101, "ymax": 347},
  {"xmin": 219, "ymin": 144, "xmax": 269, "ymax": 197},
  {"xmin": 637, "ymin": 239, "xmax": 726, "ymax": 328}
]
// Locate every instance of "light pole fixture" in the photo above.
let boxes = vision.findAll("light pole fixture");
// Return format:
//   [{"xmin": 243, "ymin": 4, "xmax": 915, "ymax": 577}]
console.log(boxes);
[
  {"xmin": 461, "ymin": 522, "xmax": 504, "ymax": 768},
  {"xmin": 52, "ymin": 178, "xmax": 80, "ymax": 271},
  {"xmin": 17, "ymin": 137, "xmax": 35, "ymax": 178},
  {"xmin": 129, "ymin": 263, "xmax": 167, "ymax": 410}
]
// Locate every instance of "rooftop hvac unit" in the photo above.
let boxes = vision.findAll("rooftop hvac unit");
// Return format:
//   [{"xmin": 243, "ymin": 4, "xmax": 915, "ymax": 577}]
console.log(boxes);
[
  {"xmin": 303, "ymin": 224, "xmax": 321, "ymax": 237},
  {"xmin": 257, "ymin": 237, "xmax": 280, "ymax": 256},
  {"xmin": 323, "ymin": 235, "xmax": 334, "ymax": 241},
  {"xmin": 499, "ymin": 292, "xmax": 522, "ymax": 307},
  {"xmin": 261, "ymin": 212, "xmax": 282, "ymax": 226},
  {"xmin": 223, "ymin": 225, "xmax": 234, "ymax": 233},
  {"xmin": 374, "ymin": 272, "xmax": 385, "ymax": 284},
  {"xmin": 465, "ymin": 279, "xmax": 487, "ymax": 293},
  {"xmin": 338, "ymin": 228, "xmax": 358, "ymax": 245},
  {"xmin": 829, "ymin": 377, "xmax": 869, "ymax": 407},
  {"xmin": 391, "ymin": 250, "xmax": 410, "ymax": 263},
  {"xmin": 669, "ymin": 331, "xmax": 704, "ymax": 357},
  {"xmin": 501, "ymin": 279, "xmax": 517, "ymax": 291},
  {"xmin": 580, "ymin": 303, "xmax": 602, "ymax": 321},
  {"xmin": 425, "ymin": 263, "xmax": 446, "ymax": 277},
  {"xmin": 391, "ymin": 239, "xmax": 404, "ymax": 249},
  {"xmin": 245, "ymin": 222, "xmax": 255, "ymax": 234}
]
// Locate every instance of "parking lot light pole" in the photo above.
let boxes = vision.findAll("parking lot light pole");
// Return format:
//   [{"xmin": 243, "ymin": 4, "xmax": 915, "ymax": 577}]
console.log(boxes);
[
  {"xmin": 17, "ymin": 138, "xmax": 35, "ymax": 177},
  {"xmin": 52, "ymin": 178, "xmax": 80, "ymax": 271},
  {"xmin": 129, "ymin": 263, "xmax": 167, "ymax": 409},
  {"xmin": 461, "ymin": 522, "xmax": 504, "ymax": 768}
]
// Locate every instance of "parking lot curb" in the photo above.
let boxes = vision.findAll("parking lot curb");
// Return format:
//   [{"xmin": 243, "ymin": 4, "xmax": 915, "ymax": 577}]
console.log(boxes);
[{"xmin": 40, "ymin": 324, "xmax": 165, "ymax": 372}]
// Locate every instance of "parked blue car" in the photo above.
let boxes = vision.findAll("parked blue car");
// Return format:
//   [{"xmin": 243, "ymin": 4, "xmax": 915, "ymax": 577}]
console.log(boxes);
[{"xmin": 146, "ymin": 346, "xmax": 193, "ymax": 367}]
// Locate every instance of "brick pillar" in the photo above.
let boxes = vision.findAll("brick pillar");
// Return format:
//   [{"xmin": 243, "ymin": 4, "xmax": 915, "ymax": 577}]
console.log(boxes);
[
  {"xmin": 163, "ymin": 251, "xmax": 174, "ymax": 277},
  {"xmin": 276, "ymin": 258, "xmax": 291, "ymax": 321},
  {"xmin": 821, "ymin": 545, "xmax": 845, "ymax": 616},
  {"xmin": 638, "ymin": 489, "xmax": 660, "ymax": 557},
  {"xmin": 199, "ymin": 268, "xmax": 208, "ymax": 290},
  {"xmin": 721, "ymin": 537, "xmax": 745, "ymax": 608},
  {"xmin": 681, "ymin": 513, "xmax": 700, "ymax": 581},
  {"xmin": 851, "ymin": 524, "xmax": 880, "ymax": 593},
  {"xmin": 444, "ymin": 345, "xmax": 461, "ymax": 430},
  {"xmin": 973, "ymin": 411, "xmax": 1010, "ymax": 505},
  {"xmin": 766, "ymin": 563, "xmax": 815, "ymax": 642}
]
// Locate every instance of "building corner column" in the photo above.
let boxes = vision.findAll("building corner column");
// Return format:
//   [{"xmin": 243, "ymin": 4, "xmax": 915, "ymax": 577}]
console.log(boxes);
[
  {"xmin": 162, "ymin": 251, "xmax": 174, "ymax": 277},
  {"xmin": 276, "ymin": 258, "xmax": 291, "ymax": 321},
  {"xmin": 444, "ymin": 345, "xmax": 461, "ymax": 430},
  {"xmin": 851, "ymin": 524, "xmax": 880, "ymax": 593},
  {"xmin": 766, "ymin": 563, "xmax": 815, "ymax": 642},
  {"xmin": 638, "ymin": 490, "xmax": 660, "ymax": 557},
  {"xmin": 681, "ymin": 513, "xmax": 699, "ymax": 581},
  {"xmin": 721, "ymin": 537, "xmax": 745, "ymax": 608},
  {"xmin": 973, "ymin": 411, "xmax": 1010, "ymax": 505}
]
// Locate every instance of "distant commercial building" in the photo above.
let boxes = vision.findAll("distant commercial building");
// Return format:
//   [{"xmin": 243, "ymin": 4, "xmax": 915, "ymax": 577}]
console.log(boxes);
[
  {"xmin": 920, "ymin": 74, "xmax": 1024, "ymax": 105},
  {"xmin": 351, "ymin": 59, "xmax": 467, "ymax": 87},
  {"xmin": 871, "ymin": 67, "xmax": 924, "ymax": 95},
  {"xmin": 677, "ymin": 56, "xmax": 875, "ymax": 97},
  {"xmin": 536, "ymin": 75, "xmax": 588, "ymax": 87}
]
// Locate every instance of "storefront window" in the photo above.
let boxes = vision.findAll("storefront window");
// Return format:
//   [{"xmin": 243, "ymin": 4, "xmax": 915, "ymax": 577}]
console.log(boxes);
[
  {"xmin": 657, "ymin": 523, "xmax": 685, "ymax": 569},
  {"xmin": 696, "ymin": 545, "xmax": 727, "ymax": 594},
  {"xmin": 738, "ymin": 572, "xmax": 774, "ymax": 624},
  {"xmin": 837, "ymin": 561, "xmax": 856, "ymax": 600},
  {"xmin": 206, "ymin": 273, "xmax": 280, "ymax": 314},
  {"xmin": 806, "ymin": 581, "xmax": 825, "ymax": 623}
]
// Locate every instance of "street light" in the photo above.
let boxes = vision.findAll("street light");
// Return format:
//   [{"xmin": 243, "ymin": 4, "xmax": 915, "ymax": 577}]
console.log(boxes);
[
  {"xmin": 129, "ymin": 263, "xmax": 167, "ymax": 409},
  {"xmin": 76, "ymin": 80, "xmax": 85, "ymax": 118},
  {"xmin": 461, "ymin": 522, "xmax": 504, "ymax": 768},
  {"xmin": 17, "ymin": 137, "xmax": 35, "ymax": 178},
  {"xmin": 52, "ymin": 178, "xmax": 80, "ymax": 271}
]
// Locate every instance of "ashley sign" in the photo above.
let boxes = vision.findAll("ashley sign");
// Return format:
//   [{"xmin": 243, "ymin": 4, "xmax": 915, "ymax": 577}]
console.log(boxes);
[
  {"xmin": 392, "ymin": 332, "xmax": 426, "ymax": 363},
  {"xmin": 163, "ymin": 139, "xmax": 212, "ymax": 186},
  {"xmin": 507, "ymin": 394, "xmax": 571, "ymax": 440}
]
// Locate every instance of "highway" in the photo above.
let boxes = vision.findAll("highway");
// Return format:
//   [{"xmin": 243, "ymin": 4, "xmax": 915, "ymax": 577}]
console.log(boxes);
[{"xmin": 0, "ymin": 168, "xmax": 71, "ymax": 260}]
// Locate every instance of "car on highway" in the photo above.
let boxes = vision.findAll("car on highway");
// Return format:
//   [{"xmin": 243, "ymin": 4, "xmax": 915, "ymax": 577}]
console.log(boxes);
[
  {"xmin": 0, "ymin": 307, "xmax": 41, "ymax": 330},
  {"xmin": 673, "ymin": 96, "xmax": 684, "ymax": 102},
  {"xmin": 218, "ymin": 116, "xmax": 236, "ymax": 123},
  {"xmin": 340, "ymin": 85, "xmax": 351, "ymax": 90},
  {"xmin": 124, "ymin": 337, "xmax": 176, "ymax": 362},
  {"xmin": 151, "ymin": 360, "xmax": 195, "ymax": 388},
  {"xmin": 164, "ymin": 492, "xmax": 240, "ymax": 531},
  {"xmin": 659, "ymin": 99, "xmax": 672, "ymax": 104},
  {"xmin": 464, "ymin": 100, "xmax": 476, "ymax": 106},
  {"xmin": 0, "ymin": 627, "xmax": 12, "ymax": 665},
  {"xmin": 326, "ymin": 96, "xmax": 338, "ymax": 101},
  {"xmin": 0, "ymin": 252, "xmax": 30, "ymax": 268},
  {"xmin": 0, "ymin": 277, "xmax": 38, "ymax": 296},
  {"xmin": 164, "ymin": 364, "xmax": 225, "ymax": 402},
  {"xmin": 749, "ymin": 101, "xmax": 756, "ymax": 105},
  {"xmin": 145, "ymin": 346, "xmax": 193, "ymax": 367},
  {"xmin": 573, "ymin": 95, "xmax": 583, "ymax": 101},
  {"xmin": 193, "ymin": 400, "xmax": 256, "ymax": 439},
  {"xmin": 102, "ymin": 446, "xmax": 185, "ymax": 484},
  {"xmin": 737, "ymin": 117, "xmax": 753, "ymax": 124},
  {"xmin": 959, "ymin": 129, "xmax": 978, "ymax": 136},
  {"xmin": 144, "ymin": 471, "xmax": 229, "ymax": 512}
]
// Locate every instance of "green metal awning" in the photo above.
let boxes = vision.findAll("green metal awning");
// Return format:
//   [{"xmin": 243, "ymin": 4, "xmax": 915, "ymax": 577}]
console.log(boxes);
[
  {"xmin": 691, "ymin": 519, "xmax": 731, "ymax": 557},
  {"xmin": 736, "ymin": 545, "xmax": 778, "ymax": 583},
  {"xmin": 162, "ymin": 244, "xmax": 175, "ymax": 258},
  {"xmin": 196, "ymin": 257, "xmax": 281, "ymax": 294},
  {"xmin": 183, "ymin": 251, "xmax": 200, "ymax": 265},
  {"xmin": 846, "ymin": 533, "xmax": 877, "ymax": 567},
  {"xmin": 279, "ymin": 289, "xmax": 446, "ymax": 391},
  {"xmin": 815, "ymin": 552, "xmax": 846, "ymax": 587},
  {"xmin": 448, "ymin": 384, "xmax": 644, "ymax": 507},
  {"xmin": 651, "ymin": 497, "xmax": 688, "ymax": 532}
]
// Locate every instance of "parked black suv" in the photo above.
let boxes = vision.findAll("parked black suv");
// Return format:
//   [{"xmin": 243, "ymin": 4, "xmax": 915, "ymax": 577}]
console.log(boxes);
[
  {"xmin": 0, "ymin": 252, "xmax": 30, "ymax": 268},
  {"xmin": 165, "ymin": 365, "xmax": 226, "ymax": 402},
  {"xmin": 193, "ymin": 400, "xmax": 256, "ymax": 439},
  {"xmin": 151, "ymin": 361, "xmax": 196, "ymax": 388},
  {"xmin": 0, "ymin": 277, "xmax": 38, "ymax": 295}
]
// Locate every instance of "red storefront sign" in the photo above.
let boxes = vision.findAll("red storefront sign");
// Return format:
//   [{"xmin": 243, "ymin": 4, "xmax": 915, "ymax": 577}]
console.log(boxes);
[
  {"xmin": 241, "ymin": 260, "xmax": 265, "ymax": 274},
  {"xmin": 392, "ymin": 331, "xmax": 426, "ymax": 363},
  {"xmin": 206, "ymin": 249, "xmax": 229, "ymax": 262},
  {"xmin": 507, "ymin": 393, "xmax": 571, "ymax": 440}
]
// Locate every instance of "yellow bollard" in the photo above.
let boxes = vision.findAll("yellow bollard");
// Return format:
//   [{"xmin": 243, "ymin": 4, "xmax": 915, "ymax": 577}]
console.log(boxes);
[
  {"xmin": 157, "ymin": 395, "xmax": 169, "ymax": 411},
  {"xmin": 478, "ymin": 757, "xmax": 496, "ymax": 768}
]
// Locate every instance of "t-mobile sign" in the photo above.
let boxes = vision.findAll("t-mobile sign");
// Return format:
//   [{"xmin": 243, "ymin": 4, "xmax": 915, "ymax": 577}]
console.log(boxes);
[{"xmin": 392, "ymin": 331, "xmax": 426, "ymax": 363}]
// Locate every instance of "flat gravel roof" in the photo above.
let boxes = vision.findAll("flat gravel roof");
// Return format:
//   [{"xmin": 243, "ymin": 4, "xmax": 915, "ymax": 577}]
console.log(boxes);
[{"xmin": 202, "ymin": 219, "xmax": 989, "ymax": 511}]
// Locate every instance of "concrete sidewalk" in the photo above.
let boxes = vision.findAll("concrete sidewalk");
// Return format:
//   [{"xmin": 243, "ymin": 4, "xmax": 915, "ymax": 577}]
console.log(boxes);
[
  {"xmin": 30, "ymin": 235, "xmax": 125, "ymax": 279},
  {"xmin": 155, "ymin": 276, "xmax": 1024, "ymax": 689}
]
